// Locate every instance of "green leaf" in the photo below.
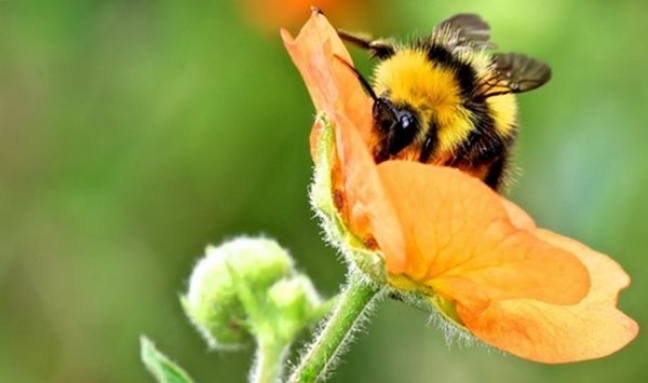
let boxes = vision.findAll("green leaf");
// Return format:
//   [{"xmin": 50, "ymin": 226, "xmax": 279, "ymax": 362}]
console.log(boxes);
[{"xmin": 140, "ymin": 336, "xmax": 196, "ymax": 383}]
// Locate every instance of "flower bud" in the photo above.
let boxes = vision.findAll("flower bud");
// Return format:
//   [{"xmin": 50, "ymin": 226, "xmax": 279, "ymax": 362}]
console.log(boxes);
[
  {"xmin": 181, "ymin": 237, "xmax": 294, "ymax": 349},
  {"xmin": 266, "ymin": 275, "xmax": 322, "ymax": 343}
]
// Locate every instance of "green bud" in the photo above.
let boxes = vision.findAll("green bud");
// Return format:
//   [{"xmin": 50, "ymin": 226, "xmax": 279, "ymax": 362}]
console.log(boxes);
[
  {"xmin": 181, "ymin": 237, "xmax": 294, "ymax": 349},
  {"xmin": 267, "ymin": 275, "xmax": 322, "ymax": 343}
]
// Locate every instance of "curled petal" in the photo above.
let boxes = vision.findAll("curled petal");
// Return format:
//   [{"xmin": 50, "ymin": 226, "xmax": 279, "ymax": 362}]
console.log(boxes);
[
  {"xmin": 332, "ymin": 113, "xmax": 406, "ymax": 270},
  {"xmin": 501, "ymin": 199, "xmax": 536, "ymax": 230},
  {"xmin": 458, "ymin": 230, "xmax": 638, "ymax": 363},
  {"xmin": 281, "ymin": 10, "xmax": 372, "ymax": 159}
]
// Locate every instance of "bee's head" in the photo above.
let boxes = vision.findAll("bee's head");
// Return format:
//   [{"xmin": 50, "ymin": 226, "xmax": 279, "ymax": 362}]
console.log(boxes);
[
  {"xmin": 333, "ymin": 54, "xmax": 423, "ymax": 162},
  {"xmin": 373, "ymin": 97, "xmax": 420, "ymax": 161}
]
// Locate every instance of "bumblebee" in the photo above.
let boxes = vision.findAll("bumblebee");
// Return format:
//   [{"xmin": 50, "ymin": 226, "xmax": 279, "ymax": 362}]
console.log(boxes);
[{"xmin": 337, "ymin": 14, "xmax": 551, "ymax": 190}]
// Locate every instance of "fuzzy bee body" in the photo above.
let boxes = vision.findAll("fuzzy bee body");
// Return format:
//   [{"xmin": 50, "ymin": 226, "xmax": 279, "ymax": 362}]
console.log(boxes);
[{"xmin": 338, "ymin": 14, "xmax": 551, "ymax": 190}]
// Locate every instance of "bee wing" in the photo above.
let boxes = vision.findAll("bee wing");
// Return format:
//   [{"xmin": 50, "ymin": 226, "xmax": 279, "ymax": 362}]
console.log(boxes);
[
  {"xmin": 490, "ymin": 53, "xmax": 552, "ymax": 94},
  {"xmin": 337, "ymin": 29, "xmax": 395, "ymax": 59},
  {"xmin": 436, "ymin": 13, "xmax": 497, "ymax": 50}
]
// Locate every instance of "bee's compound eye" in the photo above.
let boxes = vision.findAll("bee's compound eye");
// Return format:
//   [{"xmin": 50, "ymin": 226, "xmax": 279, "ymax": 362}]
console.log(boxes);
[
  {"xmin": 399, "ymin": 113, "xmax": 414, "ymax": 130},
  {"xmin": 388, "ymin": 110, "xmax": 419, "ymax": 155}
]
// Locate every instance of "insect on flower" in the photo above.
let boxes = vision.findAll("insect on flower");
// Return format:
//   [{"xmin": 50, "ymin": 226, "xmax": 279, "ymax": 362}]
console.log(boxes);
[
  {"xmin": 337, "ymin": 14, "xmax": 550, "ymax": 190},
  {"xmin": 282, "ymin": 9, "xmax": 638, "ymax": 364}
]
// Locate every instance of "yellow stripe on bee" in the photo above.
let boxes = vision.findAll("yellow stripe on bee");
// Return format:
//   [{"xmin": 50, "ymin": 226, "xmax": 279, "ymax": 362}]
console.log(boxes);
[
  {"xmin": 372, "ymin": 49, "xmax": 473, "ymax": 153},
  {"xmin": 372, "ymin": 48, "xmax": 519, "ymax": 156},
  {"xmin": 373, "ymin": 49, "xmax": 462, "ymax": 112},
  {"xmin": 458, "ymin": 49, "xmax": 518, "ymax": 137},
  {"xmin": 487, "ymin": 93, "xmax": 518, "ymax": 137}
]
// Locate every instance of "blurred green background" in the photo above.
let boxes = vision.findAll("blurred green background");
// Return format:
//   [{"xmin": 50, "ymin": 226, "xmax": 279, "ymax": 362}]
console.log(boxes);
[{"xmin": 1, "ymin": 1, "xmax": 646, "ymax": 382}]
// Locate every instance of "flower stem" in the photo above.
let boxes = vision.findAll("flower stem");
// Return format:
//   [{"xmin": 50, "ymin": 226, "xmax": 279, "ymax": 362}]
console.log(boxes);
[
  {"xmin": 251, "ymin": 336, "xmax": 288, "ymax": 383},
  {"xmin": 288, "ymin": 273, "xmax": 382, "ymax": 383}
]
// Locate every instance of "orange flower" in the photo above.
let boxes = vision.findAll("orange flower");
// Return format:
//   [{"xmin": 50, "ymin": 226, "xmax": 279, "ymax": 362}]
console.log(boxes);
[{"xmin": 282, "ymin": 10, "xmax": 638, "ymax": 363}]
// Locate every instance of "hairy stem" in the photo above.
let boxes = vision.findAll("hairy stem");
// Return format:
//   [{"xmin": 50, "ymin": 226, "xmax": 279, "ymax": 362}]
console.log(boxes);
[
  {"xmin": 251, "ymin": 336, "xmax": 288, "ymax": 383},
  {"xmin": 288, "ymin": 273, "xmax": 382, "ymax": 383}
]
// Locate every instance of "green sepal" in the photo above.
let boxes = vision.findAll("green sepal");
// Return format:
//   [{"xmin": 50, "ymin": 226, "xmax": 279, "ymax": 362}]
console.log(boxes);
[
  {"xmin": 309, "ymin": 114, "xmax": 387, "ymax": 283},
  {"xmin": 140, "ymin": 336, "xmax": 195, "ymax": 383}
]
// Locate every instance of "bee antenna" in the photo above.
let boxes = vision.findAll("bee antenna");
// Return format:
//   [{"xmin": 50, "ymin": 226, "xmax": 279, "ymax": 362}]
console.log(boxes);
[{"xmin": 333, "ymin": 54, "xmax": 378, "ymax": 102}]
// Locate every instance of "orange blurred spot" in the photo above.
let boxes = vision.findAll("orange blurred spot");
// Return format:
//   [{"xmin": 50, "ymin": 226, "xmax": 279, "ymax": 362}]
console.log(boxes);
[{"xmin": 243, "ymin": 0, "xmax": 365, "ymax": 33}]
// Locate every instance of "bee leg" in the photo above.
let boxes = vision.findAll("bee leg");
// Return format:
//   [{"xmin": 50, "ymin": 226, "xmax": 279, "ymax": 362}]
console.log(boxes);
[
  {"xmin": 419, "ymin": 132, "xmax": 438, "ymax": 163},
  {"xmin": 337, "ymin": 30, "xmax": 395, "ymax": 59},
  {"xmin": 484, "ymin": 155, "xmax": 507, "ymax": 191}
]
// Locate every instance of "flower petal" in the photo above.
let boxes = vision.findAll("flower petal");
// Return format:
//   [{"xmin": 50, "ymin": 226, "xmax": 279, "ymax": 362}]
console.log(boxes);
[
  {"xmin": 501, "ymin": 199, "xmax": 536, "ymax": 231},
  {"xmin": 458, "ymin": 230, "xmax": 638, "ymax": 363},
  {"xmin": 374, "ymin": 161, "xmax": 590, "ymax": 308},
  {"xmin": 281, "ymin": 10, "xmax": 372, "ymax": 159},
  {"xmin": 331, "ymin": 113, "xmax": 406, "ymax": 270}
]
